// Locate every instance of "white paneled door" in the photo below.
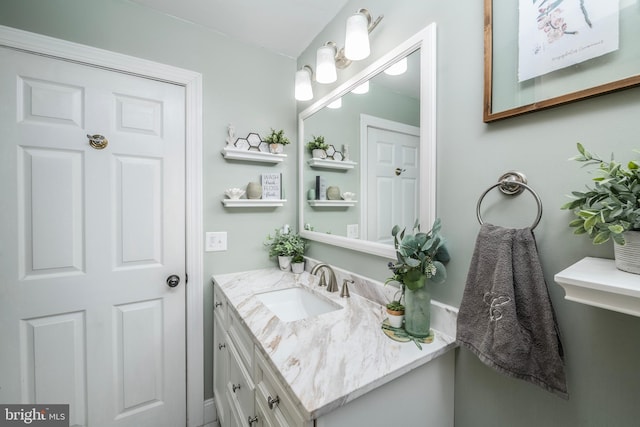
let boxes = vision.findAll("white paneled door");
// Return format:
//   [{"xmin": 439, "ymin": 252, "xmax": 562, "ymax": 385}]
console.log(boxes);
[
  {"xmin": 364, "ymin": 117, "xmax": 420, "ymax": 244},
  {"xmin": 0, "ymin": 47, "xmax": 186, "ymax": 426}
]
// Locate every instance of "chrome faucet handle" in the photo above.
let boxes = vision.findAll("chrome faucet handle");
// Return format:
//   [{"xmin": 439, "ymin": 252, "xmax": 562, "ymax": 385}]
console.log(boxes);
[{"xmin": 341, "ymin": 279, "xmax": 353, "ymax": 298}]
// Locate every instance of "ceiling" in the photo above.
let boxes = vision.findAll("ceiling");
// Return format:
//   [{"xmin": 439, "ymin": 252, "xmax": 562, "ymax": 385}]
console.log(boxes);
[{"xmin": 129, "ymin": 0, "xmax": 350, "ymax": 58}]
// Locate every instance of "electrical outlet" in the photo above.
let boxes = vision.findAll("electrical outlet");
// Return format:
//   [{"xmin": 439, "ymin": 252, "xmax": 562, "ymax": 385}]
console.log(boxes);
[
  {"xmin": 205, "ymin": 231, "xmax": 227, "ymax": 252},
  {"xmin": 347, "ymin": 224, "xmax": 359, "ymax": 239}
]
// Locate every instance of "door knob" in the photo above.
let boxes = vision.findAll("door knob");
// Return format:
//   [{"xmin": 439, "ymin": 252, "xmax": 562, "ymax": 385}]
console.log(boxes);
[
  {"xmin": 87, "ymin": 134, "xmax": 108, "ymax": 150},
  {"xmin": 166, "ymin": 275, "xmax": 180, "ymax": 288}
]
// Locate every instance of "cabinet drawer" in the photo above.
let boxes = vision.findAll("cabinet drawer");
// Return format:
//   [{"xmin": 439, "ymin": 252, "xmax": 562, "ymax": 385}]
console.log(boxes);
[
  {"xmin": 228, "ymin": 307, "xmax": 254, "ymax": 370},
  {"xmin": 254, "ymin": 350, "xmax": 305, "ymax": 427},
  {"xmin": 228, "ymin": 339, "xmax": 255, "ymax": 419},
  {"xmin": 255, "ymin": 391, "xmax": 292, "ymax": 427}
]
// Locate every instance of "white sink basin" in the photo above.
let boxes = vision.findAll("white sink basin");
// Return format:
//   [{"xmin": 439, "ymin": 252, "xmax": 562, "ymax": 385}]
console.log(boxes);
[{"xmin": 255, "ymin": 287, "xmax": 342, "ymax": 322}]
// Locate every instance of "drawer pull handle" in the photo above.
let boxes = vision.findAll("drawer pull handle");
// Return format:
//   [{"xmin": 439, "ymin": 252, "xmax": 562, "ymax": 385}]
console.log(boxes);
[
  {"xmin": 218, "ymin": 343, "xmax": 226, "ymax": 350},
  {"xmin": 232, "ymin": 383, "xmax": 241, "ymax": 393},
  {"xmin": 247, "ymin": 415, "xmax": 258, "ymax": 426},
  {"xmin": 267, "ymin": 395, "xmax": 280, "ymax": 409},
  {"xmin": 214, "ymin": 301, "xmax": 222, "ymax": 308}
]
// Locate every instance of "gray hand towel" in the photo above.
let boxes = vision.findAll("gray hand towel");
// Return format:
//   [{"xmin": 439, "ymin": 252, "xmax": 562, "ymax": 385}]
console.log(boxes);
[{"xmin": 456, "ymin": 223, "xmax": 568, "ymax": 399}]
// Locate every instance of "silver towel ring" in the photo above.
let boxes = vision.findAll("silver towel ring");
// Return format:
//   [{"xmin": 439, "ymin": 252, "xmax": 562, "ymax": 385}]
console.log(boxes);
[{"xmin": 476, "ymin": 171, "xmax": 543, "ymax": 230}]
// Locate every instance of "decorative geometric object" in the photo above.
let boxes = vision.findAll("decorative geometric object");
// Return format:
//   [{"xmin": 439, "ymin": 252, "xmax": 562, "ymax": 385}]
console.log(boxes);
[
  {"xmin": 247, "ymin": 133, "xmax": 262, "ymax": 151},
  {"xmin": 325, "ymin": 144, "xmax": 336, "ymax": 158},
  {"xmin": 234, "ymin": 138, "xmax": 249, "ymax": 150}
]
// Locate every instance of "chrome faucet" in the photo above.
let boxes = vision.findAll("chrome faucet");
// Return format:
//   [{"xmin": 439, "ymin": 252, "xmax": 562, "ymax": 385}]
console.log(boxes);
[{"xmin": 310, "ymin": 263, "xmax": 338, "ymax": 292}]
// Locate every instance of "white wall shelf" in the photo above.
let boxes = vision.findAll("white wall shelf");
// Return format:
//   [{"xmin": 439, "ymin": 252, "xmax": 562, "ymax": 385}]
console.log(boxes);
[
  {"xmin": 554, "ymin": 256, "xmax": 640, "ymax": 317},
  {"xmin": 307, "ymin": 158, "xmax": 357, "ymax": 170},
  {"xmin": 221, "ymin": 146, "xmax": 286, "ymax": 164},
  {"xmin": 307, "ymin": 200, "xmax": 357, "ymax": 207},
  {"xmin": 222, "ymin": 199, "xmax": 286, "ymax": 208}
]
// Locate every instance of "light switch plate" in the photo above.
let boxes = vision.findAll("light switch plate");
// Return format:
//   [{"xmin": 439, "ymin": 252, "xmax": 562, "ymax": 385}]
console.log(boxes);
[
  {"xmin": 347, "ymin": 224, "xmax": 359, "ymax": 239},
  {"xmin": 205, "ymin": 231, "xmax": 227, "ymax": 252}
]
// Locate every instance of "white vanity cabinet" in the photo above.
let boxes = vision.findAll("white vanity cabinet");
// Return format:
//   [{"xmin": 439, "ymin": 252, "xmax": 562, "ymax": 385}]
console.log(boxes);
[
  {"xmin": 213, "ymin": 271, "xmax": 456, "ymax": 427},
  {"xmin": 214, "ymin": 282, "xmax": 307, "ymax": 427}
]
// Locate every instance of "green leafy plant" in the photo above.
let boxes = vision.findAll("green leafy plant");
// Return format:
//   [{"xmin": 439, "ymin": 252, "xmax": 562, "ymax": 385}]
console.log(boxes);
[
  {"xmin": 561, "ymin": 143, "xmax": 640, "ymax": 245},
  {"xmin": 292, "ymin": 254, "xmax": 304, "ymax": 263},
  {"xmin": 264, "ymin": 128, "xmax": 291, "ymax": 146},
  {"xmin": 385, "ymin": 218, "xmax": 450, "ymax": 290},
  {"xmin": 264, "ymin": 228, "xmax": 306, "ymax": 258},
  {"xmin": 306, "ymin": 135, "xmax": 329, "ymax": 151},
  {"xmin": 386, "ymin": 301, "xmax": 405, "ymax": 312}
]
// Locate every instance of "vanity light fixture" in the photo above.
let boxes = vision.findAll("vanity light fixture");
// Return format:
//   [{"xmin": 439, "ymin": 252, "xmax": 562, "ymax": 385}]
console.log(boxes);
[
  {"xmin": 327, "ymin": 97, "xmax": 342, "ymax": 109},
  {"xmin": 383, "ymin": 57, "xmax": 408, "ymax": 76},
  {"xmin": 295, "ymin": 65, "xmax": 314, "ymax": 101},
  {"xmin": 297, "ymin": 8, "xmax": 383, "ymax": 99},
  {"xmin": 316, "ymin": 42, "xmax": 339, "ymax": 84},
  {"xmin": 351, "ymin": 80, "xmax": 369, "ymax": 94},
  {"xmin": 345, "ymin": 9, "xmax": 382, "ymax": 60}
]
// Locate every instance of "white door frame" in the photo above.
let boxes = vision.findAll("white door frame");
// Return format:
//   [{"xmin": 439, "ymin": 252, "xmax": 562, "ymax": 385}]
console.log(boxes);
[{"xmin": 0, "ymin": 25, "xmax": 204, "ymax": 427}]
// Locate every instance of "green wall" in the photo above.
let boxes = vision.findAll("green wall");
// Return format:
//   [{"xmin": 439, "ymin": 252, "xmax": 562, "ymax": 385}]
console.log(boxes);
[
  {"xmin": 298, "ymin": 1, "xmax": 640, "ymax": 426},
  {"xmin": 0, "ymin": 0, "xmax": 297, "ymax": 401}
]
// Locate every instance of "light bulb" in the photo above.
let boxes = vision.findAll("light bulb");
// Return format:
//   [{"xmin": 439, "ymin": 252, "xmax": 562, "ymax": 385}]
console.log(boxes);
[
  {"xmin": 384, "ymin": 57, "xmax": 408, "ymax": 76},
  {"xmin": 294, "ymin": 67, "xmax": 313, "ymax": 101},
  {"xmin": 344, "ymin": 12, "xmax": 370, "ymax": 61},
  {"xmin": 327, "ymin": 98, "xmax": 342, "ymax": 109},
  {"xmin": 316, "ymin": 44, "xmax": 337, "ymax": 84},
  {"xmin": 351, "ymin": 80, "xmax": 369, "ymax": 94}
]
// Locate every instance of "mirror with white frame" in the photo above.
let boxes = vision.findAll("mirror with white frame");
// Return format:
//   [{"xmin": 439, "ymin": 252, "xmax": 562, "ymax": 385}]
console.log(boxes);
[{"xmin": 298, "ymin": 24, "xmax": 437, "ymax": 259}]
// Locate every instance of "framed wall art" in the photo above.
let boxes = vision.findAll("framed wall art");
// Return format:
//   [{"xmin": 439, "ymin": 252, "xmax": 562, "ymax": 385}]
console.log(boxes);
[{"xmin": 484, "ymin": 0, "xmax": 640, "ymax": 122}]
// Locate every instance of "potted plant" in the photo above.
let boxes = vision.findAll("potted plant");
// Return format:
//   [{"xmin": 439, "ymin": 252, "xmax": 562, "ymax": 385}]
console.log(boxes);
[
  {"xmin": 264, "ymin": 128, "xmax": 290, "ymax": 154},
  {"xmin": 561, "ymin": 143, "xmax": 640, "ymax": 273},
  {"xmin": 291, "ymin": 253, "xmax": 305, "ymax": 274},
  {"xmin": 385, "ymin": 218, "xmax": 450, "ymax": 337},
  {"xmin": 306, "ymin": 135, "xmax": 329, "ymax": 159},
  {"xmin": 385, "ymin": 300, "xmax": 405, "ymax": 328},
  {"xmin": 264, "ymin": 228, "xmax": 306, "ymax": 271}
]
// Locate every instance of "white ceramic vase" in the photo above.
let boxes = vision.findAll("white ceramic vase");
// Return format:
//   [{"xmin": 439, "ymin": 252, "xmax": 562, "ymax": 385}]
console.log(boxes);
[
  {"xmin": 312, "ymin": 149, "xmax": 326, "ymax": 159},
  {"xmin": 278, "ymin": 255, "xmax": 292, "ymax": 271},
  {"xmin": 269, "ymin": 143, "xmax": 282, "ymax": 154},
  {"xmin": 387, "ymin": 311, "xmax": 404, "ymax": 328},
  {"xmin": 291, "ymin": 261, "xmax": 305, "ymax": 274},
  {"xmin": 614, "ymin": 230, "xmax": 640, "ymax": 274}
]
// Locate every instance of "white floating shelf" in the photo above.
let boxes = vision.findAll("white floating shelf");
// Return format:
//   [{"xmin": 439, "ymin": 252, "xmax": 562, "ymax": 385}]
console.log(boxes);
[
  {"xmin": 222, "ymin": 199, "xmax": 286, "ymax": 208},
  {"xmin": 554, "ymin": 256, "xmax": 640, "ymax": 317},
  {"xmin": 307, "ymin": 158, "xmax": 357, "ymax": 170},
  {"xmin": 307, "ymin": 200, "xmax": 357, "ymax": 207},
  {"xmin": 221, "ymin": 146, "xmax": 286, "ymax": 164}
]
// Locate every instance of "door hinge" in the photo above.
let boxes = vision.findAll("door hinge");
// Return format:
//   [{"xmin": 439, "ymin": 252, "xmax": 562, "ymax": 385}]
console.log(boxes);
[{"xmin": 185, "ymin": 273, "xmax": 188, "ymax": 285}]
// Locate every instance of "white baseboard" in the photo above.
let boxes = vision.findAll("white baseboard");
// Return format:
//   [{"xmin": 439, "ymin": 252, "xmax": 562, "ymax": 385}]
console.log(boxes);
[{"xmin": 204, "ymin": 398, "xmax": 217, "ymax": 426}]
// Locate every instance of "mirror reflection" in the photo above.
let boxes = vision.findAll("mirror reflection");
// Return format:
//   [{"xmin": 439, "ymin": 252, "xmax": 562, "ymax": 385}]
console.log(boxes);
[{"xmin": 301, "ymin": 50, "xmax": 421, "ymax": 244}]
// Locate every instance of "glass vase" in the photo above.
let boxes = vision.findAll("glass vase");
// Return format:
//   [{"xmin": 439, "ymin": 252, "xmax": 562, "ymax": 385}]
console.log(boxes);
[{"xmin": 404, "ymin": 280, "xmax": 431, "ymax": 338}]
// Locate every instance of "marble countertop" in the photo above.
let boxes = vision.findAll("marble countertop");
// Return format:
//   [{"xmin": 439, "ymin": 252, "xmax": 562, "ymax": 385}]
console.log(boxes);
[{"xmin": 212, "ymin": 267, "xmax": 458, "ymax": 421}]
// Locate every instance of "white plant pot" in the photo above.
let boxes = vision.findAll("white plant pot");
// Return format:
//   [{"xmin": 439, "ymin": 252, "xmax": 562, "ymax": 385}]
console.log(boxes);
[
  {"xmin": 269, "ymin": 143, "xmax": 283, "ymax": 154},
  {"xmin": 387, "ymin": 312, "xmax": 404, "ymax": 328},
  {"xmin": 312, "ymin": 148, "xmax": 327, "ymax": 159},
  {"xmin": 278, "ymin": 255, "xmax": 292, "ymax": 271},
  {"xmin": 291, "ymin": 261, "xmax": 305, "ymax": 274},
  {"xmin": 614, "ymin": 231, "xmax": 640, "ymax": 274}
]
